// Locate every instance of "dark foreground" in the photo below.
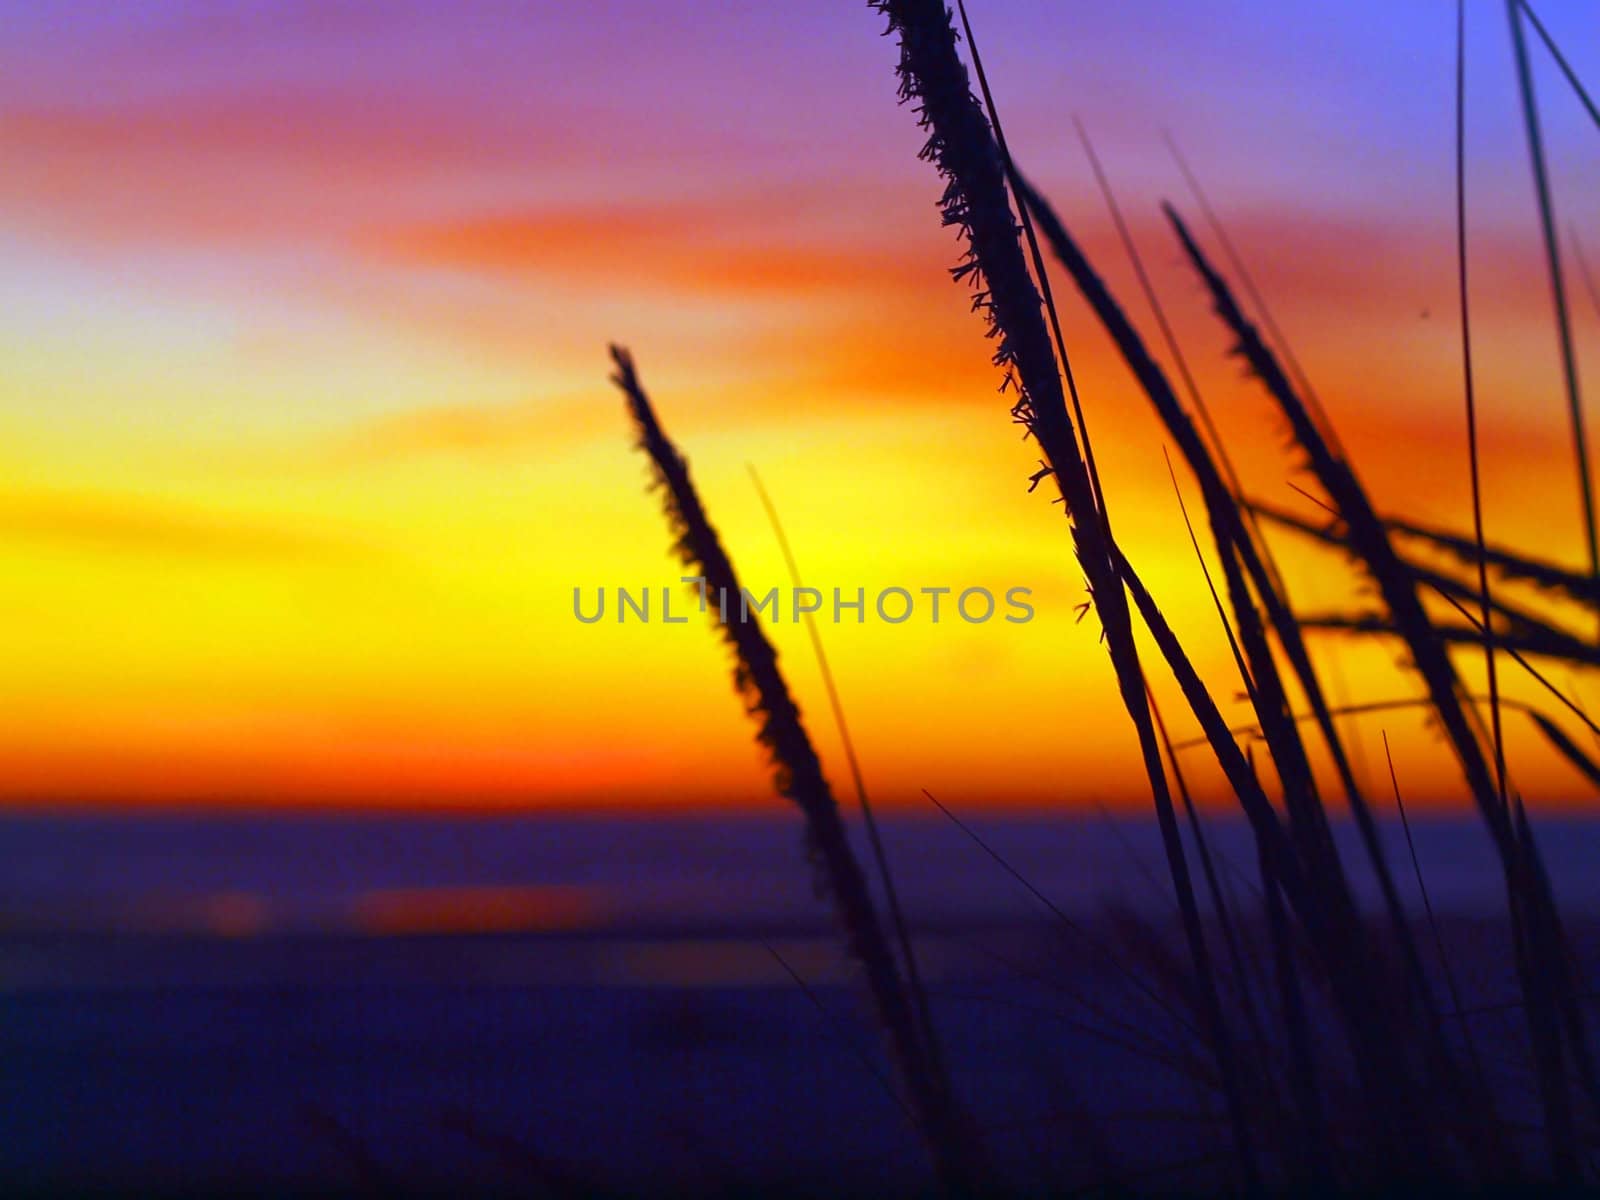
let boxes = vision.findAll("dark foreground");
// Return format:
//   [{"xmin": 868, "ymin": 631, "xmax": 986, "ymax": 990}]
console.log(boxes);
[{"xmin": 3, "ymin": 811, "xmax": 1598, "ymax": 1196}]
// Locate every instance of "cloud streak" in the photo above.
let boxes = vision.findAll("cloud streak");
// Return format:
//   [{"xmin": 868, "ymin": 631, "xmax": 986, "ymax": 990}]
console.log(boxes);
[{"xmin": 0, "ymin": 488, "xmax": 369, "ymax": 563}]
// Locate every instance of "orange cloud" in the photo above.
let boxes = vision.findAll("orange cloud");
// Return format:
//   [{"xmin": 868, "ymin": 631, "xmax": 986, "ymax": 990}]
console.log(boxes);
[{"xmin": 367, "ymin": 201, "xmax": 929, "ymax": 298}]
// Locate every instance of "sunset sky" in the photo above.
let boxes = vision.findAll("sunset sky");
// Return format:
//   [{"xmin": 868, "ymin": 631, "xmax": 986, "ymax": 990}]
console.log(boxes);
[{"xmin": 1, "ymin": 1, "xmax": 1597, "ymax": 809}]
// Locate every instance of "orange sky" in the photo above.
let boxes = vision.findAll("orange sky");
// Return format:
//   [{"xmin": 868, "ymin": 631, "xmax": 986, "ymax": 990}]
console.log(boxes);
[{"xmin": 1, "ymin": 2, "xmax": 1597, "ymax": 811}]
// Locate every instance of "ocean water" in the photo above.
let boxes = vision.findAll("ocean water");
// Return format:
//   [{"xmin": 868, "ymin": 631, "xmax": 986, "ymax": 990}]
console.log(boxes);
[
  {"xmin": 2, "ymin": 809, "xmax": 1596, "ymax": 1194},
  {"xmin": 7, "ymin": 808, "xmax": 1600, "ymax": 938}
]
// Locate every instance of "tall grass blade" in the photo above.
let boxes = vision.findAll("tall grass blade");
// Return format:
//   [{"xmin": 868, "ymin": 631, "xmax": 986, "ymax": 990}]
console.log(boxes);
[
  {"xmin": 1069, "ymin": 121, "xmax": 1268, "ymax": 581},
  {"xmin": 1302, "ymin": 614, "xmax": 1600, "ymax": 670},
  {"xmin": 1506, "ymin": 0, "xmax": 1598, "ymax": 623},
  {"xmin": 1118, "ymin": 549, "xmax": 1471, "ymax": 1179},
  {"xmin": 610, "ymin": 344, "xmax": 979, "ymax": 1192},
  {"xmin": 1015, "ymin": 171, "xmax": 1468, "ymax": 1143},
  {"xmin": 1164, "ymin": 207, "xmax": 1581, "ymax": 1178},
  {"xmin": 920, "ymin": 788, "xmax": 1202, "ymax": 1045},
  {"xmin": 1528, "ymin": 710, "xmax": 1600, "ymax": 790},
  {"xmin": 1387, "ymin": 512, "xmax": 1600, "ymax": 607},
  {"xmin": 1166, "ymin": 207, "xmax": 1500, "ymax": 828},
  {"xmin": 1147, "ymin": 687, "xmax": 1262, "ymax": 1035},
  {"xmin": 1457, "ymin": 0, "xmax": 1510, "ymax": 816},
  {"xmin": 1174, "ymin": 695, "xmax": 1565, "ymax": 749},
  {"xmin": 1250, "ymin": 498, "xmax": 1597, "ymax": 663},
  {"xmin": 1162, "ymin": 452, "xmax": 1342, "ymax": 880},
  {"xmin": 872, "ymin": 2, "xmax": 1258, "ymax": 1183},
  {"xmin": 1255, "ymin": 817, "xmax": 1334, "ymax": 1187},
  {"xmin": 439, "ymin": 1109, "xmax": 607, "ymax": 1200},
  {"xmin": 1013, "ymin": 170, "xmax": 1405, "ymax": 930},
  {"xmin": 1161, "ymin": 133, "xmax": 1347, "ymax": 463},
  {"xmin": 1517, "ymin": 0, "xmax": 1600, "ymax": 134},
  {"xmin": 1432, "ymin": 589, "xmax": 1600, "ymax": 737},
  {"xmin": 1382, "ymin": 729, "xmax": 1492, "ymax": 1112},
  {"xmin": 746, "ymin": 465, "xmax": 948, "ymax": 1098},
  {"xmin": 763, "ymin": 941, "xmax": 919, "ymax": 1129},
  {"xmin": 1147, "ymin": 685, "xmax": 1285, "ymax": 1150}
]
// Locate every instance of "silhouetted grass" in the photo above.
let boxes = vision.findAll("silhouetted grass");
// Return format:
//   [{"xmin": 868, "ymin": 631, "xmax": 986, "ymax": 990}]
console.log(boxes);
[
  {"xmin": 605, "ymin": 4, "xmax": 1600, "ymax": 1191},
  {"xmin": 1388, "ymin": 512, "xmax": 1600, "ymax": 607},
  {"xmin": 1301, "ymin": 612, "xmax": 1600, "ymax": 671},
  {"xmin": 747, "ymin": 465, "xmax": 948, "ymax": 1100},
  {"xmin": 1456, "ymin": 0, "xmax": 1510, "ymax": 861},
  {"xmin": 1515, "ymin": 0, "xmax": 1600, "ymax": 132},
  {"xmin": 1012, "ymin": 167, "xmax": 1518, "ymax": 1181},
  {"xmin": 609, "ymin": 345, "xmax": 980, "ymax": 1193},
  {"xmin": 1506, "ymin": 0, "xmax": 1596, "ymax": 622},
  {"xmin": 1249, "ymin": 497, "xmax": 1599, "ymax": 669},
  {"xmin": 1165, "ymin": 204, "xmax": 1505, "ymax": 828},
  {"xmin": 1060, "ymin": 123, "xmax": 1369, "ymax": 824},
  {"xmin": 1166, "ymin": 201, "xmax": 1591, "ymax": 1180},
  {"xmin": 1011, "ymin": 172, "xmax": 1444, "ymax": 1041},
  {"xmin": 872, "ymin": 0, "xmax": 1258, "ymax": 1182}
]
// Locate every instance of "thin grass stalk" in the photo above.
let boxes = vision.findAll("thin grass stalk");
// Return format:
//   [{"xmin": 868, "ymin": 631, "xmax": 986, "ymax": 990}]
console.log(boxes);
[
  {"xmin": 746, "ymin": 466, "xmax": 949, "ymax": 1098},
  {"xmin": 1515, "ymin": 801, "xmax": 1600, "ymax": 1134},
  {"xmin": 1382, "ymin": 730, "xmax": 1489, "ymax": 1085},
  {"xmin": 1114, "ymin": 557, "xmax": 1377, "ymax": 944},
  {"xmin": 1529, "ymin": 710, "xmax": 1600, "ymax": 789},
  {"xmin": 948, "ymin": 941, "xmax": 1215, "ymax": 1079},
  {"xmin": 609, "ymin": 345, "xmax": 979, "ymax": 1192},
  {"xmin": 1070, "ymin": 121, "xmax": 1387, "ymax": 901},
  {"xmin": 1161, "ymin": 133, "xmax": 1347, "ymax": 464},
  {"xmin": 1255, "ymin": 818, "xmax": 1335, "ymax": 1188},
  {"xmin": 1117, "ymin": 550, "xmax": 1451, "ymax": 1178},
  {"xmin": 1020, "ymin": 158, "xmax": 1442, "ymax": 1059},
  {"xmin": 1070, "ymin": 120, "xmax": 1282, "ymax": 596},
  {"xmin": 1418, "ymin": 585, "xmax": 1596, "ymax": 662},
  {"xmin": 1164, "ymin": 207, "xmax": 1583, "ymax": 1179},
  {"xmin": 1014, "ymin": 174, "xmax": 1479, "ymax": 1151},
  {"xmin": 950, "ymin": 1, "xmax": 1109, "ymax": 529},
  {"xmin": 1433, "ymin": 590, "xmax": 1600, "ymax": 738},
  {"xmin": 1387, "ymin": 512, "xmax": 1600, "ymax": 607},
  {"xmin": 1167, "ymin": 208, "xmax": 1505, "ymax": 835},
  {"xmin": 1147, "ymin": 686, "xmax": 1280, "ymax": 1115},
  {"xmin": 763, "ymin": 941, "xmax": 919, "ymax": 1128},
  {"xmin": 1073, "ymin": 122, "xmax": 1314, "ymax": 674},
  {"xmin": 871, "ymin": 2, "xmax": 1258, "ymax": 1184},
  {"xmin": 1014, "ymin": 172, "xmax": 1334, "ymax": 871},
  {"xmin": 299, "ymin": 1103, "xmax": 398, "ymax": 1195},
  {"xmin": 1506, "ymin": 0, "xmax": 1598, "ymax": 623},
  {"xmin": 1172, "ymin": 694, "xmax": 1581, "ymax": 751},
  {"xmin": 920, "ymin": 789, "xmax": 1206, "ymax": 1048},
  {"xmin": 1169, "ymin": 497, "xmax": 1479, "ymax": 1159},
  {"xmin": 1164, "ymin": 455, "xmax": 1344, "ymax": 890},
  {"xmin": 439, "ymin": 1108, "xmax": 600, "ymax": 1200},
  {"xmin": 1251, "ymin": 499, "xmax": 1595, "ymax": 659},
  {"xmin": 1433, "ymin": 611, "xmax": 1600, "ymax": 1137},
  {"xmin": 1014, "ymin": 168, "xmax": 1421, "ymax": 932},
  {"xmin": 1302, "ymin": 614, "xmax": 1600, "ymax": 671},
  {"xmin": 1035, "ymin": 1074, "xmax": 1123, "ymax": 1193},
  {"xmin": 1503, "ymin": 821, "xmax": 1580, "ymax": 1182},
  {"xmin": 1458, "ymin": 0, "xmax": 1511, "ymax": 828},
  {"xmin": 1024, "ymin": 200, "xmax": 1401, "ymax": 1126},
  {"xmin": 1516, "ymin": 0, "xmax": 1600, "ymax": 134}
]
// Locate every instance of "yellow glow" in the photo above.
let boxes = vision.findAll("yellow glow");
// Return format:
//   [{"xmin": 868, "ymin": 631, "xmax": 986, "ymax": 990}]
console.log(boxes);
[{"xmin": 1, "ymin": 35, "xmax": 1596, "ymax": 814}]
